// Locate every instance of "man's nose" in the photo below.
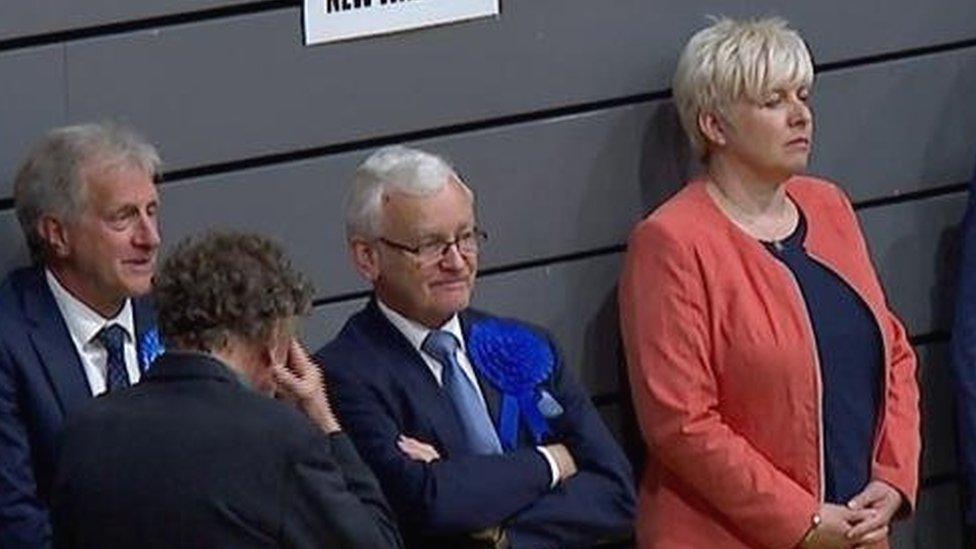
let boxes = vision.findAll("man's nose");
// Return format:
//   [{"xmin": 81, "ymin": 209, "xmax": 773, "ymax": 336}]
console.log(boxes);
[
  {"xmin": 439, "ymin": 242, "xmax": 466, "ymax": 269},
  {"xmin": 134, "ymin": 213, "xmax": 160, "ymax": 249}
]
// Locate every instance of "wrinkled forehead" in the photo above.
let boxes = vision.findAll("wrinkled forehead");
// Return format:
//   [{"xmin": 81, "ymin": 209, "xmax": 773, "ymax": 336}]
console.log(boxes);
[
  {"xmin": 379, "ymin": 180, "xmax": 475, "ymax": 237},
  {"xmin": 77, "ymin": 155, "xmax": 157, "ymax": 208}
]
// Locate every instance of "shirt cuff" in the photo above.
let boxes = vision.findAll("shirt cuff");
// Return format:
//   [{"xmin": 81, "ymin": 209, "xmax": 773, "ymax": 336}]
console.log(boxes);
[{"xmin": 536, "ymin": 446, "xmax": 560, "ymax": 488}]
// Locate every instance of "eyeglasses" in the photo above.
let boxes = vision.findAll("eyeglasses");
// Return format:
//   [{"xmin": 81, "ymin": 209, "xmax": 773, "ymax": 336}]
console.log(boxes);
[{"xmin": 378, "ymin": 227, "xmax": 487, "ymax": 265}]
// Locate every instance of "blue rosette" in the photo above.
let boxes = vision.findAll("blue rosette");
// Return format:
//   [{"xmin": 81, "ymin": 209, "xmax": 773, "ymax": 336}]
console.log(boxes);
[
  {"xmin": 467, "ymin": 318, "xmax": 556, "ymax": 451},
  {"xmin": 138, "ymin": 328, "xmax": 165, "ymax": 370}
]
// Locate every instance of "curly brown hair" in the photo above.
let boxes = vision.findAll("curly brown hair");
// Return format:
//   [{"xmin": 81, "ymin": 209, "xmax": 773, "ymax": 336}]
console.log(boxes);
[{"xmin": 153, "ymin": 231, "xmax": 313, "ymax": 352}]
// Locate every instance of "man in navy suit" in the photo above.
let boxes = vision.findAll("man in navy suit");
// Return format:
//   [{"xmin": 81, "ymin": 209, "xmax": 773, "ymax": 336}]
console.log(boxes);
[
  {"xmin": 953, "ymin": 154, "xmax": 976, "ymax": 545},
  {"xmin": 0, "ymin": 123, "xmax": 163, "ymax": 548},
  {"xmin": 316, "ymin": 146, "xmax": 635, "ymax": 548},
  {"xmin": 52, "ymin": 232, "xmax": 402, "ymax": 548}
]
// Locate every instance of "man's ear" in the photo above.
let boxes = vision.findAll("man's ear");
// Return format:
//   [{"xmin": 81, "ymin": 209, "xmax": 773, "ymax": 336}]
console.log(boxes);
[
  {"xmin": 698, "ymin": 110, "xmax": 728, "ymax": 149},
  {"xmin": 349, "ymin": 237, "xmax": 381, "ymax": 283},
  {"xmin": 37, "ymin": 214, "xmax": 71, "ymax": 259}
]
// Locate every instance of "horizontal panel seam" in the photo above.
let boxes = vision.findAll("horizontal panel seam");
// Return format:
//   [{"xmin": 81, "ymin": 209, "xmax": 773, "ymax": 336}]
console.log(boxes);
[{"xmin": 0, "ymin": 0, "xmax": 298, "ymax": 51}]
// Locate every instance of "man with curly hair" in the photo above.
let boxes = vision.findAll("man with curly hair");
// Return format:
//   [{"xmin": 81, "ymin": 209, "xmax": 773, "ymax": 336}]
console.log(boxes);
[
  {"xmin": 316, "ymin": 146, "xmax": 635, "ymax": 548},
  {"xmin": 51, "ymin": 231, "xmax": 403, "ymax": 548}
]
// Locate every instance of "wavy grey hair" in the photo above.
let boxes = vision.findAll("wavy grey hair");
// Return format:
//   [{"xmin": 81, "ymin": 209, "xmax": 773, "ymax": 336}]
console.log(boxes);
[
  {"xmin": 673, "ymin": 16, "xmax": 814, "ymax": 159},
  {"xmin": 13, "ymin": 122, "xmax": 161, "ymax": 262},
  {"xmin": 345, "ymin": 145, "xmax": 472, "ymax": 239}
]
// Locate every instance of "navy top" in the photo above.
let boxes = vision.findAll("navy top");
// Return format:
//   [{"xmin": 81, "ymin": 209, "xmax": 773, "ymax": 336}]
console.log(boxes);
[{"xmin": 764, "ymin": 211, "xmax": 883, "ymax": 504}]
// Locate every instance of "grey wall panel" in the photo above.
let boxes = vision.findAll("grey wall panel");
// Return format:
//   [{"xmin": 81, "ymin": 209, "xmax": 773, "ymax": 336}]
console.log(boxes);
[
  {"xmin": 156, "ymin": 155, "xmax": 362, "ymax": 302},
  {"xmin": 0, "ymin": 1, "xmax": 265, "ymax": 41},
  {"xmin": 892, "ymin": 481, "xmax": 966, "ymax": 549},
  {"xmin": 301, "ymin": 297, "xmax": 368, "ymax": 352},
  {"xmin": 147, "ymin": 105, "xmax": 653, "ymax": 301},
  {"xmin": 6, "ymin": 43, "xmax": 972, "ymax": 202},
  {"xmin": 1, "ymin": 101, "xmax": 968, "ymax": 299},
  {"xmin": 918, "ymin": 343, "xmax": 957, "ymax": 480},
  {"xmin": 594, "ymin": 402, "xmax": 627, "ymax": 448},
  {"xmin": 473, "ymin": 255, "xmax": 623, "ymax": 397},
  {"xmin": 0, "ymin": 214, "xmax": 29, "ymax": 273},
  {"xmin": 62, "ymin": 4, "xmax": 661, "ymax": 177},
  {"xmin": 889, "ymin": 507, "xmax": 914, "ymax": 548},
  {"xmin": 54, "ymin": 1, "xmax": 976, "ymax": 183},
  {"xmin": 811, "ymin": 47, "xmax": 976, "ymax": 201},
  {"xmin": 783, "ymin": 1, "xmax": 976, "ymax": 64},
  {"xmin": 859, "ymin": 192, "xmax": 967, "ymax": 336},
  {"xmin": 0, "ymin": 45, "xmax": 66, "ymax": 192}
]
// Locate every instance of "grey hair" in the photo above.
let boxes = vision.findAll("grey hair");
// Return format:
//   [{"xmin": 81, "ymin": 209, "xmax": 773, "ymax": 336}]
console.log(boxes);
[
  {"xmin": 13, "ymin": 122, "xmax": 161, "ymax": 262},
  {"xmin": 345, "ymin": 145, "xmax": 472, "ymax": 239},
  {"xmin": 673, "ymin": 16, "xmax": 814, "ymax": 159}
]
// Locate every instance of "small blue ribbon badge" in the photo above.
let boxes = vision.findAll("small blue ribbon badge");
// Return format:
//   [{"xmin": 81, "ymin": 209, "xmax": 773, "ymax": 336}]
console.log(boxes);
[
  {"xmin": 138, "ymin": 328, "xmax": 165, "ymax": 370},
  {"xmin": 467, "ymin": 318, "xmax": 560, "ymax": 451}
]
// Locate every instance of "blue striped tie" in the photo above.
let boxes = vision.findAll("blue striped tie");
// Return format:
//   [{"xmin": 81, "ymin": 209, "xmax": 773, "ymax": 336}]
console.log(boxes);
[
  {"xmin": 96, "ymin": 324, "xmax": 130, "ymax": 392},
  {"xmin": 422, "ymin": 330, "xmax": 502, "ymax": 455}
]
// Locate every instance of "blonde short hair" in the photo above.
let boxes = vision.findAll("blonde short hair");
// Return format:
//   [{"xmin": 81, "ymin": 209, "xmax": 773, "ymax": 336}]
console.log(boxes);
[{"xmin": 673, "ymin": 17, "xmax": 814, "ymax": 158}]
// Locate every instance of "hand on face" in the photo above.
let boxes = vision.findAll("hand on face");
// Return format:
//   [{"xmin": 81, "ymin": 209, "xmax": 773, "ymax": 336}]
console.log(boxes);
[{"xmin": 272, "ymin": 339, "xmax": 341, "ymax": 433}]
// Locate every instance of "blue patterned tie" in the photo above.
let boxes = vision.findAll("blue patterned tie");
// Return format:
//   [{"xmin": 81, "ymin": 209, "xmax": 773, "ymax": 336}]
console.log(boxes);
[
  {"xmin": 95, "ymin": 324, "xmax": 130, "ymax": 392},
  {"xmin": 422, "ymin": 330, "xmax": 502, "ymax": 455}
]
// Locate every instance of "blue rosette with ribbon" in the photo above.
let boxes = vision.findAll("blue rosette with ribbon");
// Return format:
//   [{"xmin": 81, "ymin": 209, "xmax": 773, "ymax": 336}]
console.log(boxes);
[
  {"xmin": 138, "ymin": 327, "xmax": 165, "ymax": 370},
  {"xmin": 467, "ymin": 318, "xmax": 561, "ymax": 451}
]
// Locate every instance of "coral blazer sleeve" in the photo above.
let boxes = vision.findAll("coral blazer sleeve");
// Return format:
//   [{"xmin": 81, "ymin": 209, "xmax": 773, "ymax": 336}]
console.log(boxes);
[
  {"xmin": 830, "ymin": 186, "xmax": 920, "ymax": 508},
  {"xmin": 619, "ymin": 219, "xmax": 819, "ymax": 548}
]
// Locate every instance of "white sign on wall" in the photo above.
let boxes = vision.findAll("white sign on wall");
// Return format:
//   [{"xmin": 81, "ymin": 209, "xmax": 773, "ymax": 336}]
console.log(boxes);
[{"xmin": 304, "ymin": 0, "xmax": 500, "ymax": 45}]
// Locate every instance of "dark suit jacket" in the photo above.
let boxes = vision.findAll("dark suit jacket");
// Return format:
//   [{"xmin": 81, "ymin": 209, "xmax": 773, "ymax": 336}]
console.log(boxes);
[
  {"xmin": 315, "ymin": 300, "xmax": 635, "ymax": 548},
  {"xmin": 0, "ymin": 266, "xmax": 157, "ymax": 549},
  {"xmin": 51, "ymin": 351, "xmax": 402, "ymax": 549},
  {"xmin": 952, "ymin": 155, "xmax": 976, "ymax": 525}
]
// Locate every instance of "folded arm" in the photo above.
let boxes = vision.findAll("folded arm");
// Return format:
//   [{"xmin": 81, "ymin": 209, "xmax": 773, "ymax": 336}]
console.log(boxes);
[
  {"xmin": 506, "ymin": 341, "xmax": 636, "ymax": 547},
  {"xmin": 833, "ymin": 184, "xmax": 920, "ymax": 510},
  {"xmin": 326, "ymin": 363, "xmax": 553, "ymax": 536}
]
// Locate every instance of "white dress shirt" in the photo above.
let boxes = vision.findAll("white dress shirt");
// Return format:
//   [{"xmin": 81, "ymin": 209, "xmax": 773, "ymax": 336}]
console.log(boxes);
[
  {"xmin": 46, "ymin": 269, "xmax": 140, "ymax": 396},
  {"xmin": 377, "ymin": 300, "xmax": 561, "ymax": 486}
]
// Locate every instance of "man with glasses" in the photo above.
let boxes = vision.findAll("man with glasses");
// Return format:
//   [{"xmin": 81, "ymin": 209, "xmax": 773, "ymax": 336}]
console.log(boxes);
[{"xmin": 316, "ymin": 146, "xmax": 634, "ymax": 548}]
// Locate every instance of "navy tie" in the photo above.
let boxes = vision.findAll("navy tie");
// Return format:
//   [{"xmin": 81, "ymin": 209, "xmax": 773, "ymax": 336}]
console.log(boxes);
[
  {"xmin": 422, "ymin": 330, "xmax": 502, "ymax": 455},
  {"xmin": 95, "ymin": 324, "xmax": 130, "ymax": 392}
]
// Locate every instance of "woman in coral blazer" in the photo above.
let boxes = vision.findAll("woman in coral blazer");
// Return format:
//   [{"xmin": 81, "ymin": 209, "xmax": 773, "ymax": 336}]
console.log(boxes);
[{"xmin": 619, "ymin": 17, "xmax": 919, "ymax": 548}]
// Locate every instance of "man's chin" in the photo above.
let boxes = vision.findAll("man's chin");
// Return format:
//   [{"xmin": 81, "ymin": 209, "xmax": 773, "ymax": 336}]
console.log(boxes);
[
  {"xmin": 433, "ymin": 295, "xmax": 471, "ymax": 318},
  {"xmin": 120, "ymin": 277, "xmax": 154, "ymax": 298}
]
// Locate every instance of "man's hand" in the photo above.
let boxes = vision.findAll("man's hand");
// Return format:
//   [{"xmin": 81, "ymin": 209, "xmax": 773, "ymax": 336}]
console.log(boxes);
[
  {"xmin": 397, "ymin": 435, "xmax": 441, "ymax": 463},
  {"xmin": 845, "ymin": 480, "xmax": 902, "ymax": 545},
  {"xmin": 273, "ymin": 339, "xmax": 341, "ymax": 433},
  {"xmin": 543, "ymin": 443, "xmax": 578, "ymax": 483},
  {"xmin": 800, "ymin": 503, "xmax": 871, "ymax": 548}
]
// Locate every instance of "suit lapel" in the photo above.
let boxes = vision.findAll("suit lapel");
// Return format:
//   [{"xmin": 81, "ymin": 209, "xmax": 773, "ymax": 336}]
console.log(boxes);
[
  {"xmin": 21, "ymin": 268, "xmax": 91, "ymax": 417},
  {"xmin": 357, "ymin": 301, "xmax": 470, "ymax": 452},
  {"xmin": 460, "ymin": 311, "xmax": 503, "ymax": 428}
]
